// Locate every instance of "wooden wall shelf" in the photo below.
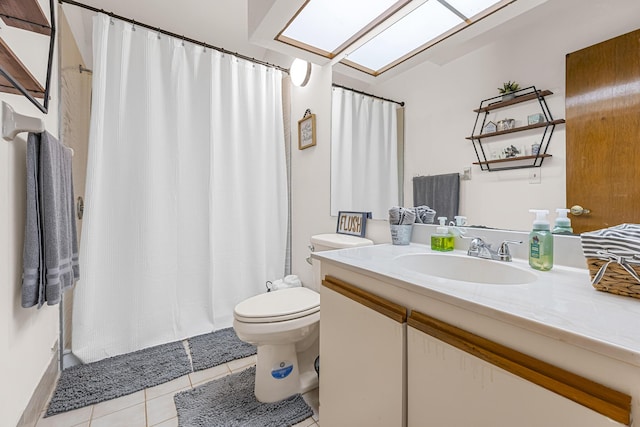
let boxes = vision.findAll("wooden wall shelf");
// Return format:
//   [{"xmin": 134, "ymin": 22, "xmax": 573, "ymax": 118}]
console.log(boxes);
[
  {"xmin": 474, "ymin": 90, "xmax": 553, "ymax": 113},
  {"xmin": 473, "ymin": 154, "xmax": 552, "ymax": 166},
  {"xmin": 0, "ymin": 0, "xmax": 53, "ymax": 109},
  {"xmin": 466, "ymin": 119, "xmax": 566, "ymax": 140},
  {"xmin": 468, "ymin": 86, "xmax": 564, "ymax": 172},
  {"xmin": 0, "ymin": 38, "xmax": 45, "ymax": 98},
  {"xmin": 0, "ymin": 0, "xmax": 51, "ymax": 36}
]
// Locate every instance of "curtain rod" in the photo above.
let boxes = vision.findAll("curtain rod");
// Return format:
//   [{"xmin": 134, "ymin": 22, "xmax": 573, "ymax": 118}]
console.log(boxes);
[
  {"xmin": 332, "ymin": 84, "xmax": 405, "ymax": 107},
  {"xmin": 57, "ymin": 0, "xmax": 289, "ymax": 74}
]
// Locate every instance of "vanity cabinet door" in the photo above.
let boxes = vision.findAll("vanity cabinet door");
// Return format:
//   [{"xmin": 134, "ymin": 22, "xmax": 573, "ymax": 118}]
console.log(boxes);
[
  {"xmin": 407, "ymin": 312, "xmax": 630, "ymax": 427},
  {"xmin": 320, "ymin": 276, "xmax": 407, "ymax": 427}
]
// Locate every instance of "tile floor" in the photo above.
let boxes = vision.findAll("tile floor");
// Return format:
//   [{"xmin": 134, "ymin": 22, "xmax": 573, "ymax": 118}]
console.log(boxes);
[{"xmin": 35, "ymin": 352, "xmax": 320, "ymax": 427}]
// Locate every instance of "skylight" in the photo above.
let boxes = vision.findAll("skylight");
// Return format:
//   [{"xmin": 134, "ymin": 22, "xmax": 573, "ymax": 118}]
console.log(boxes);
[
  {"xmin": 277, "ymin": 0, "xmax": 510, "ymax": 76},
  {"xmin": 345, "ymin": 1, "xmax": 463, "ymax": 72},
  {"xmin": 278, "ymin": 0, "xmax": 408, "ymax": 57}
]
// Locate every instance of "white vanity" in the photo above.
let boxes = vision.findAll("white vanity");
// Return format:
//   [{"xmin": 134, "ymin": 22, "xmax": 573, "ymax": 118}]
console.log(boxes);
[{"xmin": 313, "ymin": 236, "xmax": 640, "ymax": 427}]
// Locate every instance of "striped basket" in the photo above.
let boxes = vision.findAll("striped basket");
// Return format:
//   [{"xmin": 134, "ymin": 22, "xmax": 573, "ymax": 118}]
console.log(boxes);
[{"xmin": 580, "ymin": 224, "xmax": 640, "ymax": 299}]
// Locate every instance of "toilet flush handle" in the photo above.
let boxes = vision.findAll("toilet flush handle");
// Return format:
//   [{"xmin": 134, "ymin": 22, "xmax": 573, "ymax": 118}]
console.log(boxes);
[{"xmin": 306, "ymin": 256, "xmax": 313, "ymax": 265}]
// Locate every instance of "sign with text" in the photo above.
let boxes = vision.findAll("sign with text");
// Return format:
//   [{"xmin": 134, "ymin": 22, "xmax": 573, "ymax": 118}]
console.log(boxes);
[{"xmin": 336, "ymin": 211, "xmax": 371, "ymax": 237}]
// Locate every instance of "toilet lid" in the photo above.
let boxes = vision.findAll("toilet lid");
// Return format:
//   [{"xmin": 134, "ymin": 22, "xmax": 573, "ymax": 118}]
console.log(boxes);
[{"xmin": 234, "ymin": 287, "xmax": 320, "ymax": 322}]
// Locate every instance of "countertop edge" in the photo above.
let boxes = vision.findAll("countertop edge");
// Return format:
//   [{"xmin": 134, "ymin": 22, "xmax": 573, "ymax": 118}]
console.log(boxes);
[{"xmin": 313, "ymin": 249, "xmax": 640, "ymax": 368}]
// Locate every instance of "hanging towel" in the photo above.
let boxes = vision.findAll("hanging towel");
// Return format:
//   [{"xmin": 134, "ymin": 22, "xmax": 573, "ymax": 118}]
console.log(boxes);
[
  {"xmin": 22, "ymin": 131, "xmax": 79, "ymax": 308},
  {"xmin": 413, "ymin": 173, "xmax": 460, "ymax": 224}
]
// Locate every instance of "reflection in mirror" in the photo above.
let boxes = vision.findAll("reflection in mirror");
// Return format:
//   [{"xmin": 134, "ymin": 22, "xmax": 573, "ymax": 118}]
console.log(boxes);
[{"xmin": 330, "ymin": 85, "xmax": 404, "ymax": 219}]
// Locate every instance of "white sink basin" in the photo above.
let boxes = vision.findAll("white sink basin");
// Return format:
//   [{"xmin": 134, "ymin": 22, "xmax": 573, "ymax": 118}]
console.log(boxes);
[{"xmin": 395, "ymin": 253, "xmax": 537, "ymax": 285}]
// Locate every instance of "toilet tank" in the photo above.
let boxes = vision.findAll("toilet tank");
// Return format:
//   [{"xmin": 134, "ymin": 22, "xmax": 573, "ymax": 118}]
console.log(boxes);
[
  {"xmin": 308, "ymin": 234, "xmax": 373, "ymax": 291},
  {"xmin": 310, "ymin": 233, "xmax": 374, "ymax": 252}
]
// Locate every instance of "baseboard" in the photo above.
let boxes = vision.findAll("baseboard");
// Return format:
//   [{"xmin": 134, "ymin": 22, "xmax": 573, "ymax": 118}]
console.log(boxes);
[{"xmin": 16, "ymin": 343, "xmax": 59, "ymax": 427}]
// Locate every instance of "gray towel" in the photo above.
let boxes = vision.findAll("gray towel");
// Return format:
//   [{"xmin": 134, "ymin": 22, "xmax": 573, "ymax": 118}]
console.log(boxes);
[
  {"xmin": 388, "ymin": 206, "xmax": 416, "ymax": 225},
  {"xmin": 413, "ymin": 173, "xmax": 460, "ymax": 224},
  {"xmin": 414, "ymin": 205, "xmax": 436, "ymax": 224},
  {"xmin": 22, "ymin": 131, "xmax": 79, "ymax": 308}
]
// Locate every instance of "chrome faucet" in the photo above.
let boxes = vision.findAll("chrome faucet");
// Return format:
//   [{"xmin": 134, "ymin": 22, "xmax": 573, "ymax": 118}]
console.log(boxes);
[{"xmin": 466, "ymin": 237, "xmax": 522, "ymax": 262}]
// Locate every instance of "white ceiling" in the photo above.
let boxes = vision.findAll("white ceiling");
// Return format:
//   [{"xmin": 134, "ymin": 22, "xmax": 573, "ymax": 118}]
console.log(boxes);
[{"xmin": 60, "ymin": 0, "xmax": 639, "ymax": 85}]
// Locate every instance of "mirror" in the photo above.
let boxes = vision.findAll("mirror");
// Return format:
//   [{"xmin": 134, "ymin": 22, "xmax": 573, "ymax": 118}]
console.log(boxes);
[
  {"xmin": 330, "ymin": 84, "xmax": 404, "ymax": 220},
  {"xmin": 0, "ymin": 0, "xmax": 56, "ymax": 113},
  {"xmin": 327, "ymin": 0, "xmax": 640, "ymax": 234}
]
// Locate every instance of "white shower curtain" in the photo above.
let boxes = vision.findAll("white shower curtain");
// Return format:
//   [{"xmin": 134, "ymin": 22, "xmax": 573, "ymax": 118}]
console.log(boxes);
[
  {"xmin": 330, "ymin": 87, "xmax": 399, "ymax": 219},
  {"xmin": 73, "ymin": 14, "xmax": 288, "ymax": 363}
]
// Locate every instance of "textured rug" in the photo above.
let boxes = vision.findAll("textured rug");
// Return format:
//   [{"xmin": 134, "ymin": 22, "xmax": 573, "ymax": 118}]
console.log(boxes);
[
  {"xmin": 188, "ymin": 328, "xmax": 257, "ymax": 371},
  {"xmin": 174, "ymin": 367, "xmax": 313, "ymax": 427},
  {"xmin": 46, "ymin": 340, "xmax": 191, "ymax": 416}
]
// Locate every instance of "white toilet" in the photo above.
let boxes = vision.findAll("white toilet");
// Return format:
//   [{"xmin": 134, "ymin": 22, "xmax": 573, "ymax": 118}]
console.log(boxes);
[{"xmin": 233, "ymin": 233, "xmax": 373, "ymax": 403}]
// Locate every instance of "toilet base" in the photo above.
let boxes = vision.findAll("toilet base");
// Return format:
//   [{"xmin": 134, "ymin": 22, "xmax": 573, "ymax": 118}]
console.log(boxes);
[{"xmin": 254, "ymin": 338, "xmax": 319, "ymax": 403}]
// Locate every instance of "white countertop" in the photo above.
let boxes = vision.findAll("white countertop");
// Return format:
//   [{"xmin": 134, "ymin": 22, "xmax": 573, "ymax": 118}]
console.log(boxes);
[{"xmin": 313, "ymin": 243, "xmax": 640, "ymax": 367}]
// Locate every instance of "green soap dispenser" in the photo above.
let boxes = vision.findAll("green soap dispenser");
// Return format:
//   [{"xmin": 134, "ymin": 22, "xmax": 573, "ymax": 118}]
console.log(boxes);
[
  {"xmin": 552, "ymin": 208, "xmax": 574, "ymax": 234},
  {"xmin": 528, "ymin": 209, "xmax": 553, "ymax": 271},
  {"xmin": 431, "ymin": 217, "xmax": 454, "ymax": 252}
]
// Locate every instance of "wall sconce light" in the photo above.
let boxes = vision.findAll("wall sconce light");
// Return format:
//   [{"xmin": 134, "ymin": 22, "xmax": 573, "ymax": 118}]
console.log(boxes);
[{"xmin": 290, "ymin": 58, "xmax": 311, "ymax": 87}]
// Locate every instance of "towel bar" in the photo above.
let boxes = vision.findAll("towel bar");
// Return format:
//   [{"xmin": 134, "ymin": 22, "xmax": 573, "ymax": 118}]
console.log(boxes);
[
  {"xmin": 2, "ymin": 101, "xmax": 45, "ymax": 141},
  {"xmin": 2, "ymin": 101, "xmax": 74, "ymax": 155}
]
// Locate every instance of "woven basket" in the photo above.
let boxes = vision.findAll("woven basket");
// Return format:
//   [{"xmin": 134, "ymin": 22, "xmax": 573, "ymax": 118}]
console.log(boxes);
[
  {"xmin": 587, "ymin": 258, "xmax": 640, "ymax": 298},
  {"xmin": 581, "ymin": 224, "xmax": 640, "ymax": 299}
]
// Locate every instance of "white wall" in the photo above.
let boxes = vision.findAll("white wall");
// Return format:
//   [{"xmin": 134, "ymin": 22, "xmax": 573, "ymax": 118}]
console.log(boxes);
[
  {"xmin": 0, "ymin": 4, "xmax": 60, "ymax": 425},
  {"xmin": 290, "ymin": 64, "xmax": 332, "ymax": 289},
  {"xmin": 1, "ymin": 90, "xmax": 60, "ymax": 427},
  {"xmin": 365, "ymin": 0, "xmax": 640, "ymax": 231}
]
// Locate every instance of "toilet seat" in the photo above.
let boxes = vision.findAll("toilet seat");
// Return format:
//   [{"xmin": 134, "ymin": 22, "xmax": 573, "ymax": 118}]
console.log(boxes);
[{"xmin": 234, "ymin": 287, "xmax": 320, "ymax": 323}]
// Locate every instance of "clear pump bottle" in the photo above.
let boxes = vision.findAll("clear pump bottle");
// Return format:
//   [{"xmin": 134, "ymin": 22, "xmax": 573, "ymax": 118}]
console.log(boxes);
[
  {"xmin": 431, "ymin": 217, "xmax": 454, "ymax": 252},
  {"xmin": 552, "ymin": 208, "xmax": 573, "ymax": 234},
  {"xmin": 529, "ymin": 209, "xmax": 553, "ymax": 271}
]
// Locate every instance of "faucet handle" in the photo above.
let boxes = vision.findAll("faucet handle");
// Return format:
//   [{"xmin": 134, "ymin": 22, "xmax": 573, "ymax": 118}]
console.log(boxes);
[
  {"xmin": 466, "ymin": 237, "xmax": 487, "ymax": 257},
  {"xmin": 498, "ymin": 240, "xmax": 522, "ymax": 262}
]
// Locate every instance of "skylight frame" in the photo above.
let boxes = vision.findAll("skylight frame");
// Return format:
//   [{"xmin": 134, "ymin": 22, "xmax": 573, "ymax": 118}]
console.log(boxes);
[
  {"xmin": 276, "ymin": 0, "xmax": 411, "ymax": 59},
  {"xmin": 342, "ymin": 0, "xmax": 515, "ymax": 76},
  {"xmin": 276, "ymin": 0, "xmax": 516, "ymax": 77}
]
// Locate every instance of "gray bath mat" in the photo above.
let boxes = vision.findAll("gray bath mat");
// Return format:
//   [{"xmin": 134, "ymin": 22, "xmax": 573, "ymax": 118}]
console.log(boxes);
[
  {"xmin": 174, "ymin": 367, "xmax": 313, "ymax": 427},
  {"xmin": 46, "ymin": 340, "xmax": 191, "ymax": 416},
  {"xmin": 188, "ymin": 328, "xmax": 257, "ymax": 371}
]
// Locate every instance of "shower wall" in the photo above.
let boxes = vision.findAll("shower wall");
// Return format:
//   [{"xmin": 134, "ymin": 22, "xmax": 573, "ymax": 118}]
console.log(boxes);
[{"xmin": 59, "ymin": 9, "xmax": 92, "ymax": 354}]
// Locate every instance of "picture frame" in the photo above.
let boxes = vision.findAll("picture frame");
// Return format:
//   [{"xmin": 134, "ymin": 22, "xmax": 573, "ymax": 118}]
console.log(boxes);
[
  {"xmin": 336, "ymin": 211, "xmax": 371, "ymax": 237},
  {"xmin": 298, "ymin": 113, "xmax": 316, "ymax": 150}
]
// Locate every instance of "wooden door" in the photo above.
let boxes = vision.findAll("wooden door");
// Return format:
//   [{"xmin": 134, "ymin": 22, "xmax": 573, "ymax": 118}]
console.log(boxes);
[{"xmin": 565, "ymin": 28, "xmax": 640, "ymax": 233}]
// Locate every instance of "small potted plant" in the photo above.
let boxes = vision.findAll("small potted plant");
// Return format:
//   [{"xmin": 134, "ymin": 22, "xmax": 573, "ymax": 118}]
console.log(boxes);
[{"xmin": 498, "ymin": 81, "xmax": 520, "ymax": 101}]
